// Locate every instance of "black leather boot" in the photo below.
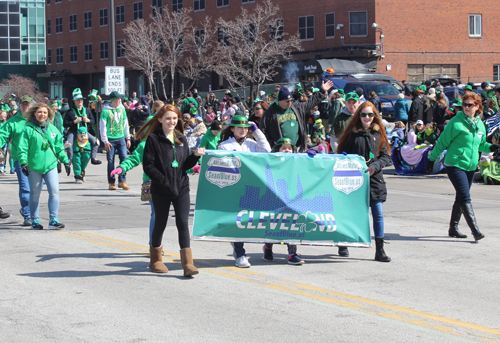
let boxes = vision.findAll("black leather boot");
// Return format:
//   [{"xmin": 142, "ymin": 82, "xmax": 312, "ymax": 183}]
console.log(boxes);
[
  {"xmin": 460, "ymin": 203, "xmax": 485, "ymax": 241},
  {"xmin": 338, "ymin": 246, "xmax": 349, "ymax": 257},
  {"xmin": 375, "ymin": 238, "xmax": 391, "ymax": 262},
  {"xmin": 448, "ymin": 201, "xmax": 467, "ymax": 238}
]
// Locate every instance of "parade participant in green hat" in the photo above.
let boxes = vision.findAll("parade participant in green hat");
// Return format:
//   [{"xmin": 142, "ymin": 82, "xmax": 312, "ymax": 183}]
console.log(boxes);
[
  {"xmin": 0, "ymin": 95, "xmax": 34, "ymax": 226},
  {"xmin": 69, "ymin": 126, "xmax": 92, "ymax": 184},
  {"xmin": 100, "ymin": 90, "xmax": 131, "ymax": 190},
  {"xmin": 218, "ymin": 114, "xmax": 272, "ymax": 268},
  {"xmin": 18, "ymin": 102, "xmax": 70, "ymax": 230},
  {"xmin": 271, "ymin": 137, "xmax": 296, "ymax": 152},
  {"xmin": 87, "ymin": 89, "xmax": 102, "ymax": 139},
  {"xmin": 63, "ymin": 88, "xmax": 101, "ymax": 165},
  {"xmin": 311, "ymin": 118, "xmax": 326, "ymax": 142}
]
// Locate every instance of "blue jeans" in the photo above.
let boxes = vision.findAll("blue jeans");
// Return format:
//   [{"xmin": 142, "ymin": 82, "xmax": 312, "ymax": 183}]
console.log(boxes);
[
  {"xmin": 1, "ymin": 144, "xmax": 6, "ymax": 169},
  {"xmin": 370, "ymin": 200, "xmax": 384, "ymax": 239},
  {"xmin": 148, "ymin": 200, "xmax": 155, "ymax": 245},
  {"xmin": 232, "ymin": 242, "xmax": 246, "ymax": 258},
  {"xmin": 446, "ymin": 166, "xmax": 475, "ymax": 205},
  {"xmin": 106, "ymin": 138, "xmax": 128, "ymax": 183},
  {"xmin": 14, "ymin": 161, "xmax": 31, "ymax": 218},
  {"xmin": 28, "ymin": 167, "xmax": 59, "ymax": 221}
]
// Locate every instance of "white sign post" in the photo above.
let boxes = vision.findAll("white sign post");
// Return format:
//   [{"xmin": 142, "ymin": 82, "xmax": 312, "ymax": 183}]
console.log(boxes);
[{"xmin": 105, "ymin": 66, "xmax": 125, "ymax": 95}]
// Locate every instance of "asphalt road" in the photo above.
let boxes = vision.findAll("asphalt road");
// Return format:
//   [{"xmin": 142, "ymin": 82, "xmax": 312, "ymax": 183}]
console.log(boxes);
[{"xmin": 1, "ymin": 154, "xmax": 499, "ymax": 342}]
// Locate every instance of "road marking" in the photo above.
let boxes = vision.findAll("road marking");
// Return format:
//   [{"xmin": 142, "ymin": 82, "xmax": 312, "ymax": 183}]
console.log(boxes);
[{"xmin": 56, "ymin": 230, "xmax": 500, "ymax": 342}]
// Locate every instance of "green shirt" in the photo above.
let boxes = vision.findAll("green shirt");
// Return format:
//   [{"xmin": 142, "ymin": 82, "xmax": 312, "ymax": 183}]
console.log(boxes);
[
  {"xmin": 0, "ymin": 112, "xmax": 27, "ymax": 162},
  {"xmin": 101, "ymin": 106, "xmax": 128, "ymax": 140},
  {"xmin": 274, "ymin": 105, "xmax": 299, "ymax": 146}
]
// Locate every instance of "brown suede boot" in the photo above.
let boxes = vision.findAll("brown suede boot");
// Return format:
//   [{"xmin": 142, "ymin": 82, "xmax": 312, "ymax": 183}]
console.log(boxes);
[
  {"xmin": 149, "ymin": 246, "xmax": 169, "ymax": 273},
  {"xmin": 109, "ymin": 183, "xmax": 117, "ymax": 190},
  {"xmin": 118, "ymin": 181, "xmax": 130, "ymax": 190},
  {"xmin": 180, "ymin": 248, "xmax": 199, "ymax": 277}
]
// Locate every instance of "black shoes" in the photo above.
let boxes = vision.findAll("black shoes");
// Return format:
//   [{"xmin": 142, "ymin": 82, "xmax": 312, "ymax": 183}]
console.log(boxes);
[
  {"xmin": 448, "ymin": 201, "xmax": 467, "ymax": 238},
  {"xmin": 460, "ymin": 203, "xmax": 485, "ymax": 241},
  {"xmin": 91, "ymin": 158, "xmax": 102, "ymax": 165},
  {"xmin": 375, "ymin": 238, "xmax": 391, "ymax": 262},
  {"xmin": 0, "ymin": 207, "xmax": 10, "ymax": 219},
  {"xmin": 338, "ymin": 246, "xmax": 349, "ymax": 257}
]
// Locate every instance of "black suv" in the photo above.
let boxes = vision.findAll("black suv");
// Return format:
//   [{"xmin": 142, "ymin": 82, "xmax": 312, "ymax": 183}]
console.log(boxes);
[{"xmin": 342, "ymin": 81, "xmax": 411, "ymax": 122}]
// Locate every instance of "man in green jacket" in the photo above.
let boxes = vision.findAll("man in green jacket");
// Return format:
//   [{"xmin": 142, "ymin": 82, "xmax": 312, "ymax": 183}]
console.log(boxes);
[{"xmin": 0, "ymin": 96, "xmax": 33, "ymax": 225}]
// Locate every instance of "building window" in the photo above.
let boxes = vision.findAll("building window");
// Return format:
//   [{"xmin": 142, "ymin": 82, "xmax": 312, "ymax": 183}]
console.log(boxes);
[
  {"xmin": 242, "ymin": 0, "xmax": 254, "ymax": 3},
  {"xmin": 269, "ymin": 19, "xmax": 284, "ymax": 42},
  {"xmin": 117, "ymin": 39, "xmax": 125, "ymax": 58},
  {"xmin": 55, "ymin": 0, "xmax": 61, "ymax": 3},
  {"xmin": 47, "ymin": 19, "xmax": 51, "ymax": 35},
  {"xmin": 47, "ymin": 49, "xmax": 52, "ymax": 64},
  {"xmin": 325, "ymin": 13, "xmax": 335, "ymax": 38},
  {"xmin": 152, "ymin": 0, "xmax": 163, "ymax": 17},
  {"xmin": 84, "ymin": 11, "xmax": 92, "ymax": 29},
  {"xmin": 100, "ymin": 41, "xmax": 109, "ymax": 60},
  {"xmin": 494, "ymin": 65, "xmax": 500, "ymax": 82},
  {"xmin": 407, "ymin": 64, "xmax": 460, "ymax": 83},
  {"xmin": 217, "ymin": 0, "xmax": 229, "ymax": 8},
  {"xmin": 194, "ymin": 0, "xmax": 205, "ymax": 11},
  {"xmin": 116, "ymin": 5, "xmax": 125, "ymax": 24},
  {"xmin": 194, "ymin": 29, "xmax": 205, "ymax": 49},
  {"xmin": 133, "ymin": 2, "xmax": 143, "ymax": 20},
  {"xmin": 173, "ymin": 0, "xmax": 183, "ymax": 12},
  {"xmin": 217, "ymin": 27, "xmax": 229, "ymax": 46},
  {"xmin": 298, "ymin": 16, "xmax": 314, "ymax": 40},
  {"xmin": 349, "ymin": 11, "xmax": 367, "ymax": 36},
  {"xmin": 70, "ymin": 45, "xmax": 77, "ymax": 63},
  {"xmin": 69, "ymin": 14, "xmax": 77, "ymax": 32},
  {"xmin": 47, "ymin": 0, "xmax": 50, "ymax": 4},
  {"xmin": 56, "ymin": 47, "xmax": 63, "ymax": 64},
  {"xmin": 469, "ymin": 14, "xmax": 482, "ymax": 37},
  {"xmin": 100, "ymin": 8, "xmax": 108, "ymax": 26},
  {"xmin": 55, "ymin": 17, "xmax": 63, "ymax": 33},
  {"xmin": 49, "ymin": 81, "xmax": 63, "ymax": 99},
  {"xmin": 85, "ymin": 44, "xmax": 93, "ymax": 61}
]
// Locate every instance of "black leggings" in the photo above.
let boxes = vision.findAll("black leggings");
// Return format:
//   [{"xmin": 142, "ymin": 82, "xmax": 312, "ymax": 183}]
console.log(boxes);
[{"xmin": 151, "ymin": 192, "xmax": 191, "ymax": 249}]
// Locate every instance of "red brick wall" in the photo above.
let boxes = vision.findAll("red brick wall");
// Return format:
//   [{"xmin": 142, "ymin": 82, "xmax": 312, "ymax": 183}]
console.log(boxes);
[{"xmin": 376, "ymin": 0, "xmax": 500, "ymax": 82}]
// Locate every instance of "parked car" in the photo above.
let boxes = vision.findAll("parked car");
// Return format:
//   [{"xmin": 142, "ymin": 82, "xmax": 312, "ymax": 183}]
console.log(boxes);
[
  {"xmin": 443, "ymin": 87, "xmax": 464, "ymax": 107},
  {"xmin": 343, "ymin": 81, "xmax": 411, "ymax": 122}
]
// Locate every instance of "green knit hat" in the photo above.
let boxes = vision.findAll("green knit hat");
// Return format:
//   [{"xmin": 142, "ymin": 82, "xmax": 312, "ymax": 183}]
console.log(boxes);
[
  {"xmin": 464, "ymin": 85, "xmax": 473, "ymax": 91},
  {"xmin": 228, "ymin": 115, "xmax": 251, "ymax": 128},
  {"xmin": 72, "ymin": 88, "xmax": 84, "ymax": 101}
]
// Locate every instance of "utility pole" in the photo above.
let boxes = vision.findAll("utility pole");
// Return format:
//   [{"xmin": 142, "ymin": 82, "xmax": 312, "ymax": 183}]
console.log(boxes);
[{"xmin": 109, "ymin": 0, "xmax": 116, "ymax": 66}]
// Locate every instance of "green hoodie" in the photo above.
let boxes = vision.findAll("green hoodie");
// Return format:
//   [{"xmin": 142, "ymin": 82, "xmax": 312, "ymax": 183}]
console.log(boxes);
[
  {"xmin": 199, "ymin": 129, "xmax": 221, "ymax": 150},
  {"xmin": 0, "ymin": 112, "xmax": 28, "ymax": 162},
  {"xmin": 18, "ymin": 121, "xmax": 69, "ymax": 174},
  {"xmin": 429, "ymin": 111, "xmax": 491, "ymax": 171}
]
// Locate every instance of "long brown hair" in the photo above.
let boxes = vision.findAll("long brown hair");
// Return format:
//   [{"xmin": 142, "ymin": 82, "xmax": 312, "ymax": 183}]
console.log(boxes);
[
  {"xmin": 135, "ymin": 104, "xmax": 184, "ymax": 144},
  {"xmin": 336, "ymin": 101, "xmax": 391, "ymax": 156},
  {"xmin": 23, "ymin": 102, "xmax": 55, "ymax": 123}
]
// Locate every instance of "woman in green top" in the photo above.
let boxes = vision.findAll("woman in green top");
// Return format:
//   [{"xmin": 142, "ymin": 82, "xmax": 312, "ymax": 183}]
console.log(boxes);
[
  {"xmin": 428, "ymin": 93, "xmax": 499, "ymax": 241},
  {"xmin": 18, "ymin": 103, "xmax": 70, "ymax": 230}
]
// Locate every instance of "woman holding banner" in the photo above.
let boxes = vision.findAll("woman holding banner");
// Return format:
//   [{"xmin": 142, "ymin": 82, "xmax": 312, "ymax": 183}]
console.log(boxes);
[
  {"xmin": 138, "ymin": 105, "xmax": 205, "ymax": 277},
  {"xmin": 218, "ymin": 114, "xmax": 271, "ymax": 268},
  {"xmin": 337, "ymin": 101, "xmax": 392, "ymax": 262}
]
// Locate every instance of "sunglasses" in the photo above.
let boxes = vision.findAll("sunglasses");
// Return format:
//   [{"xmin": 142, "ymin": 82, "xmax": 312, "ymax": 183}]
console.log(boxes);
[
  {"xmin": 462, "ymin": 102, "xmax": 476, "ymax": 108},
  {"xmin": 360, "ymin": 112, "xmax": 375, "ymax": 118},
  {"xmin": 254, "ymin": 107, "xmax": 263, "ymax": 110},
  {"xmin": 284, "ymin": 99, "xmax": 293, "ymax": 103}
]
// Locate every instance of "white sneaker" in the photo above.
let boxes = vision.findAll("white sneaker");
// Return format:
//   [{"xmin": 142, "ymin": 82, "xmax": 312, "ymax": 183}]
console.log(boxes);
[{"xmin": 235, "ymin": 255, "xmax": 251, "ymax": 268}]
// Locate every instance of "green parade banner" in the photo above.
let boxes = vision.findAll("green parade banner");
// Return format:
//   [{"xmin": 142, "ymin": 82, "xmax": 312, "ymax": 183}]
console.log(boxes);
[{"xmin": 193, "ymin": 150, "xmax": 371, "ymax": 247}]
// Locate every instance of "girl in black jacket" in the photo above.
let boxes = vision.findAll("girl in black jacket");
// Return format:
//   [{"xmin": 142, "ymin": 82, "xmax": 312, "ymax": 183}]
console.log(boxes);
[
  {"xmin": 337, "ymin": 101, "xmax": 392, "ymax": 262},
  {"xmin": 137, "ymin": 104, "xmax": 205, "ymax": 276}
]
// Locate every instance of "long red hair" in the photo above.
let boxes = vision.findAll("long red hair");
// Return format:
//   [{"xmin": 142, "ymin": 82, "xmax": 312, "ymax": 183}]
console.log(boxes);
[
  {"xmin": 336, "ymin": 101, "xmax": 391, "ymax": 156},
  {"xmin": 135, "ymin": 104, "xmax": 184, "ymax": 144}
]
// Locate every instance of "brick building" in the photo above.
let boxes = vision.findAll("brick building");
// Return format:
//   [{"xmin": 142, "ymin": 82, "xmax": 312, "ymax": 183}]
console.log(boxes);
[{"xmin": 44, "ymin": 0, "xmax": 500, "ymax": 99}]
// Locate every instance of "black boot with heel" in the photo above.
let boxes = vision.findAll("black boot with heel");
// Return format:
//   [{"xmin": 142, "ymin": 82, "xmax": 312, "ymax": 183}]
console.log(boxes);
[
  {"xmin": 448, "ymin": 201, "xmax": 467, "ymax": 238},
  {"xmin": 460, "ymin": 203, "xmax": 485, "ymax": 241}
]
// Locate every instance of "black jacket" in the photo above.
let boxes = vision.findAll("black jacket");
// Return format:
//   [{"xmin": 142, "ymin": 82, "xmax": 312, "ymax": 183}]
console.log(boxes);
[
  {"xmin": 260, "ymin": 90, "xmax": 326, "ymax": 152},
  {"xmin": 143, "ymin": 129, "xmax": 200, "ymax": 198},
  {"xmin": 63, "ymin": 105, "xmax": 95, "ymax": 133},
  {"xmin": 341, "ymin": 125, "xmax": 391, "ymax": 202},
  {"xmin": 408, "ymin": 97, "xmax": 424, "ymax": 123},
  {"xmin": 131, "ymin": 107, "xmax": 150, "ymax": 132}
]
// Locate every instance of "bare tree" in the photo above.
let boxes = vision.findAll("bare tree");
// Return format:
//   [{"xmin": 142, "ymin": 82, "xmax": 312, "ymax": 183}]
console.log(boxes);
[
  {"xmin": 216, "ymin": 0, "xmax": 302, "ymax": 106},
  {"xmin": 123, "ymin": 19, "xmax": 161, "ymax": 98},
  {"xmin": 179, "ymin": 17, "xmax": 217, "ymax": 92},
  {"xmin": 0, "ymin": 74, "xmax": 47, "ymax": 102},
  {"xmin": 153, "ymin": 5, "xmax": 192, "ymax": 101}
]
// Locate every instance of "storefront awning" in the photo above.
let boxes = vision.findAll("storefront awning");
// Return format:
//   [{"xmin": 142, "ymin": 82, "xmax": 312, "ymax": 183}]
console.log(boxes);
[{"xmin": 302, "ymin": 58, "xmax": 378, "ymax": 75}]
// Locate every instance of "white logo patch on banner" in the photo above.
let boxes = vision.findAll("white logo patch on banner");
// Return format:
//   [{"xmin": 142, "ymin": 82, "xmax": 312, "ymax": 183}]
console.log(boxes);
[
  {"xmin": 332, "ymin": 158, "xmax": 364, "ymax": 195},
  {"xmin": 205, "ymin": 156, "xmax": 242, "ymax": 188}
]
